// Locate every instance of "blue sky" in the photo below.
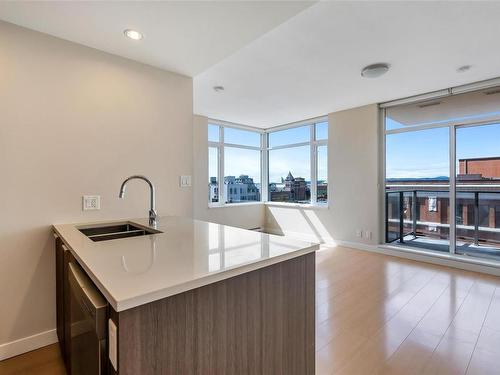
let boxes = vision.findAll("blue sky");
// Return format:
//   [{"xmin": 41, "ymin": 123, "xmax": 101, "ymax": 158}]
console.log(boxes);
[
  {"xmin": 225, "ymin": 147, "xmax": 261, "ymax": 183},
  {"xmin": 208, "ymin": 123, "xmax": 328, "ymax": 184},
  {"xmin": 269, "ymin": 146, "xmax": 310, "ymax": 183},
  {"xmin": 386, "ymin": 118, "xmax": 500, "ymax": 180}
]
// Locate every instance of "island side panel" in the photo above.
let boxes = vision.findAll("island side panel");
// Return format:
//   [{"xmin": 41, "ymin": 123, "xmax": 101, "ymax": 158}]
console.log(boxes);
[{"xmin": 115, "ymin": 252, "xmax": 315, "ymax": 375}]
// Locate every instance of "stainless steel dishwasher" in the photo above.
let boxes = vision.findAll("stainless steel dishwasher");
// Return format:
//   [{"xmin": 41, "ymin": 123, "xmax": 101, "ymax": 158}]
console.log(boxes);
[{"xmin": 68, "ymin": 261, "xmax": 108, "ymax": 375}]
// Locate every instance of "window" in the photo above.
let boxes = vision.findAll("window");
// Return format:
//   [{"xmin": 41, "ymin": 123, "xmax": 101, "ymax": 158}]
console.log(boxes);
[
  {"xmin": 208, "ymin": 118, "xmax": 328, "ymax": 206},
  {"xmin": 428, "ymin": 196, "xmax": 437, "ymax": 212},
  {"xmin": 224, "ymin": 127, "xmax": 260, "ymax": 147},
  {"xmin": 384, "ymin": 82, "xmax": 500, "ymax": 262},
  {"xmin": 315, "ymin": 121, "xmax": 328, "ymax": 140},
  {"xmin": 385, "ymin": 126, "xmax": 450, "ymax": 250},
  {"xmin": 267, "ymin": 120, "xmax": 328, "ymax": 204},
  {"xmin": 208, "ymin": 147, "xmax": 219, "ymax": 203},
  {"xmin": 208, "ymin": 124, "xmax": 262, "ymax": 205},
  {"xmin": 317, "ymin": 145, "xmax": 328, "ymax": 202},
  {"xmin": 269, "ymin": 146, "xmax": 311, "ymax": 203},
  {"xmin": 269, "ymin": 125, "xmax": 310, "ymax": 148},
  {"xmin": 455, "ymin": 123, "xmax": 500, "ymax": 259}
]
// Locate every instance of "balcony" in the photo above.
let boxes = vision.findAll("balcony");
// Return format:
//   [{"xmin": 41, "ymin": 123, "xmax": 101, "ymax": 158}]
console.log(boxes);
[{"xmin": 386, "ymin": 184, "xmax": 500, "ymax": 261}]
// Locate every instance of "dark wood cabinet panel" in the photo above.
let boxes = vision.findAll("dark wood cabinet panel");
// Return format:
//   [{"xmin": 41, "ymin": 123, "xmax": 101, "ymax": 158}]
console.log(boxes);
[
  {"xmin": 115, "ymin": 253, "xmax": 315, "ymax": 375},
  {"xmin": 55, "ymin": 235, "xmax": 73, "ymax": 374},
  {"xmin": 63, "ymin": 249, "xmax": 73, "ymax": 374},
  {"xmin": 55, "ymin": 236, "xmax": 64, "ymax": 357}
]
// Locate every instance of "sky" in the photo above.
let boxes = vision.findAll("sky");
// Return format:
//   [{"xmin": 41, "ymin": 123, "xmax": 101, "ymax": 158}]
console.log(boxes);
[
  {"xmin": 386, "ymin": 118, "xmax": 500, "ymax": 180},
  {"xmin": 210, "ymin": 119, "xmax": 500, "ymax": 185},
  {"xmin": 208, "ymin": 123, "xmax": 328, "ymax": 185}
]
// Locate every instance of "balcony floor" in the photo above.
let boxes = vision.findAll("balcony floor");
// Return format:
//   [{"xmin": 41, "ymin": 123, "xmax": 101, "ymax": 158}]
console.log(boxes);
[{"xmin": 395, "ymin": 235, "xmax": 500, "ymax": 261}]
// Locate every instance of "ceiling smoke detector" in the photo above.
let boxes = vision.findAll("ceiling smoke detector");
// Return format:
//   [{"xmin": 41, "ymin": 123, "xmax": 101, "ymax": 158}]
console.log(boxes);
[
  {"xmin": 361, "ymin": 63, "xmax": 390, "ymax": 78},
  {"xmin": 457, "ymin": 65, "xmax": 472, "ymax": 73},
  {"xmin": 213, "ymin": 85, "xmax": 225, "ymax": 92}
]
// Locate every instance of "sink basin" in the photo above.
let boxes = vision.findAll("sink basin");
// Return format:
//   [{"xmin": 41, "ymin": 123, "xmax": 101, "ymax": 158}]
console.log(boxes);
[{"xmin": 78, "ymin": 223, "xmax": 162, "ymax": 242}]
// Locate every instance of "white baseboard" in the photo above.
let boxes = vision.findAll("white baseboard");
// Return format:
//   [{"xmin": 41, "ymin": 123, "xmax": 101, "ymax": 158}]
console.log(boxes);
[
  {"xmin": 0, "ymin": 329, "xmax": 58, "ymax": 361},
  {"xmin": 259, "ymin": 227, "xmax": 500, "ymax": 276},
  {"xmin": 262, "ymin": 226, "xmax": 335, "ymax": 245},
  {"xmin": 335, "ymin": 240, "xmax": 500, "ymax": 277},
  {"xmin": 334, "ymin": 240, "xmax": 377, "ymax": 252}
]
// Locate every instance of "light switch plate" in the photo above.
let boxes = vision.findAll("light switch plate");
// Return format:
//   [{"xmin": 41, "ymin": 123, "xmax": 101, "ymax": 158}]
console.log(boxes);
[
  {"xmin": 82, "ymin": 195, "xmax": 100, "ymax": 210},
  {"xmin": 180, "ymin": 175, "xmax": 192, "ymax": 187}
]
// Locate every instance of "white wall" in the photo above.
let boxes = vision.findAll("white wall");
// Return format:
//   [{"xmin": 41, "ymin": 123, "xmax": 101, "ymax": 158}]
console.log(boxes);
[
  {"xmin": 0, "ymin": 21, "xmax": 193, "ymax": 355},
  {"xmin": 265, "ymin": 104, "xmax": 381, "ymax": 245},
  {"xmin": 193, "ymin": 115, "xmax": 265, "ymax": 229}
]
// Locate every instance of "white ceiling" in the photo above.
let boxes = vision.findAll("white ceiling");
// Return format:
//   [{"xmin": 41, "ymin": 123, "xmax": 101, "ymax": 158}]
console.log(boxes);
[
  {"xmin": 194, "ymin": 1, "xmax": 500, "ymax": 127},
  {"xmin": 2, "ymin": 1, "xmax": 500, "ymax": 128},
  {"xmin": 0, "ymin": 1, "xmax": 313, "ymax": 77}
]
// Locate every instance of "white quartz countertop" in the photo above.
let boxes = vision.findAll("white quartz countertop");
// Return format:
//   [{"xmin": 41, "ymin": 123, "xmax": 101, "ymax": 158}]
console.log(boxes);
[{"xmin": 53, "ymin": 216, "xmax": 319, "ymax": 311}]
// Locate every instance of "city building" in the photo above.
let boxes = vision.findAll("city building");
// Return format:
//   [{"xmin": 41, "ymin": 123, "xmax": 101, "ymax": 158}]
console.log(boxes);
[
  {"xmin": 270, "ymin": 172, "xmax": 310, "ymax": 202},
  {"xmin": 210, "ymin": 175, "xmax": 260, "ymax": 203},
  {"xmin": 317, "ymin": 181, "xmax": 328, "ymax": 202},
  {"xmin": 459, "ymin": 156, "xmax": 500, "ymax": 179},
  {"xmin": 209, "ymin": 177, "xmax": 218, "ymax": 203}
]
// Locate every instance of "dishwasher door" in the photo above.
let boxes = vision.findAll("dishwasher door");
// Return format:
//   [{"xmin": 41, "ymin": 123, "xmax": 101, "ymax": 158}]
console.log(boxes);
[{"xmin": 68, "ymin": 262, "xmax": 108, "ymax": 375}]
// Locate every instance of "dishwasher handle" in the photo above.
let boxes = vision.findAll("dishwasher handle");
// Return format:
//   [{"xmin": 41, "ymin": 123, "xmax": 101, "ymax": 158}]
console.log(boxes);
[{"xmin": 68, "ymin": 262, "xmax": 108, "ymax": 339}]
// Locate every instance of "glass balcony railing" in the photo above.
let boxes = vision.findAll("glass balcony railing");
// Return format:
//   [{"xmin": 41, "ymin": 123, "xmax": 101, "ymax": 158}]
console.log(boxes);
[{"xmin": 385, "ymin": 185, "xmax": 500, "ymax": 261}]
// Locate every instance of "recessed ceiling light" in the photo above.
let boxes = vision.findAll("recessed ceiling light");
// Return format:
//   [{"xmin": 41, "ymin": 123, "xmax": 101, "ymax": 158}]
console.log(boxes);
[
  {"xmin": 124, "ymin": 29, "xmax": 143, "ymax": 41},
  {"xmin": 213, "ymin": 86, "xmax": 225, "ymax": 92},
  {"xmin": 457, "ymin": 65, "xmax": 472, "ymax": 73},
  {"xmin": 361, "ymin": 63, "xmax": 390, "ymax": 78}
]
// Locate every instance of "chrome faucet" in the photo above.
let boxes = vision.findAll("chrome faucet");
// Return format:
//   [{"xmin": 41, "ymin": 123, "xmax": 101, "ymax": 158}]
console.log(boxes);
[{"xmin": 119, "ymin": 175, "xmax": 158, "ymax": 226}]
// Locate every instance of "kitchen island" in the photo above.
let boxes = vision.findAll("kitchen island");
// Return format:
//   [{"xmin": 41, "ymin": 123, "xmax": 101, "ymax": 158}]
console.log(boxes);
[{"xmin": 53, "ymin": 216, "xmax": 318, "ymax": 375}]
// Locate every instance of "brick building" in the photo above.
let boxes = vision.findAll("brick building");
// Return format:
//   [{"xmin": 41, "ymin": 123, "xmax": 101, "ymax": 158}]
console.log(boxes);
[{"xmin": 459, "ymin": 157, "xmax": 500, "ymax": 179}]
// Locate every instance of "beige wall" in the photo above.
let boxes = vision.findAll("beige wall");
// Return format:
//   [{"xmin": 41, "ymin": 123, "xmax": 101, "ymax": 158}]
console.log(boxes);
[
  {"xmin": 0, "ymin": 21, "xmax": 193, "ymax": 351},
  {"xmin": 192, "ymin": 115, "xmax": 265, "ymax": 229},
  {"xmin": 265, "ymin": 104, "xmax": 381, "ymax": 245}
]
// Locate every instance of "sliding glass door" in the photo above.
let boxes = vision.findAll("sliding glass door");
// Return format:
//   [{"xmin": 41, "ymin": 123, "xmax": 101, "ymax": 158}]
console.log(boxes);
[
  {"xmin": 384, "ymin": 84, "xmax": 500, "ymax": 264},
  {"xmin": 385, "ymin": 127, "xmax": 450, "ymax": 252},
  {"xmin": 455, "ymin": 123, "xmax": 500, "ymax": 261}
]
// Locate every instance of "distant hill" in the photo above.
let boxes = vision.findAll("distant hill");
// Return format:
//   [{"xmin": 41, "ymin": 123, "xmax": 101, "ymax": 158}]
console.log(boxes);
[{"xmin": 386, "ymin": 176, "xmax": 449, "ymax": 182}]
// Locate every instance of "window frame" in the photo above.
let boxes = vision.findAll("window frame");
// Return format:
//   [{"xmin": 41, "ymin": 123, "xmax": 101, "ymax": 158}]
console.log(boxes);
[
  {"xmin": 208, "ymin": 116, "xmax": 328, "ymax": 208},
  {"xmin": 266, "ymin": 118, "xmax": 328, "ymax": 205},
  {"xmin": 208, "ymin": 120, "xmax": 265, "ymax": 207}
]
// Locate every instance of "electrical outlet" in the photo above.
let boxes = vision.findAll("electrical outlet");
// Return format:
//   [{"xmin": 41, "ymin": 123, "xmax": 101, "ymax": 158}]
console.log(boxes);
[
  {"xmin": 180, "ymin": 175, "xmax": 192, "ymax": 187},
  {"xmin": 356, "ymin": 229, "xmax": 363, "ymax": 238},
  {"xmin": 364, "ymin": 230, "xmax": 372, "ymax": 240},
  {"xmin": 83, "ymin": 195, "xmax": 100, "ymax": 210}
]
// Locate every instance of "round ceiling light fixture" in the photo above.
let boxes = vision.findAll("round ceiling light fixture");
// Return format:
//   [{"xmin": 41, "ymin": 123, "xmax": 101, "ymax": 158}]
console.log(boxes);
[
  {"xmin": 361, "ymin": 63, "xmax": 390, "ymax": 78},
  {"xmin": 124, "ymin": 29, "xmax": 143, "ymax": 40},
  {"xmin": 457, "ymin": 65, "xmax": 472, "ymax": 73},
  {"xmin": 213, "ymin": 85, "xmax": 225, "ymax": 92}
]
